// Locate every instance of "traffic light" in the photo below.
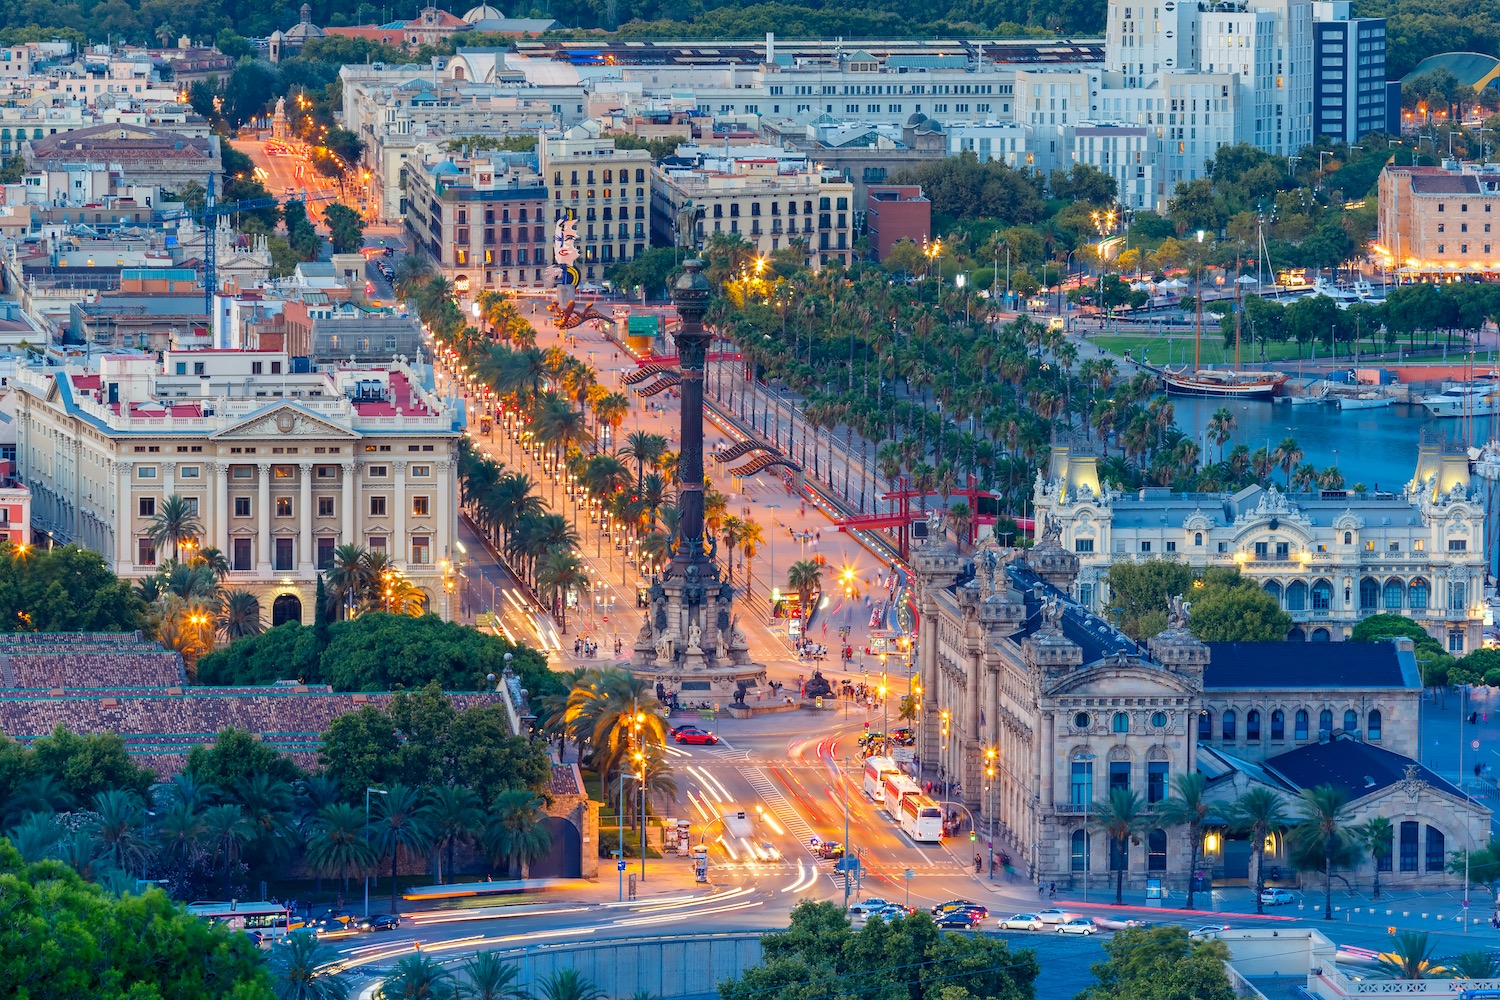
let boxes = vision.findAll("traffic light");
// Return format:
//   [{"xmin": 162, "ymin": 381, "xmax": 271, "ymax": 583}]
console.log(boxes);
[{"xmin": 969, "ymin": 831, "xmax": 976, "ymax": 842}]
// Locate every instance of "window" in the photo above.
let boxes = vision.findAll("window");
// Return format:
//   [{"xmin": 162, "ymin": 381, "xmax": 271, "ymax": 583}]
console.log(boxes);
[
  {"xmin": 1074, "ymin": 712, "xmax": 1091, "ymax": 730},
  {"xmin": 1222, "ymin": 710, "xmax": 1236, "ymax": 740},
  {"xmin": 1254, "ymin": 541, "xmax": 1268, "ymax": 558},
  {"xmin": 1075, "ymin": 538, "xmax": 1094, "ymax": 552},
  {"xmin": 273, "ymin": 537, "xmax": 294, "ymax": 572},
  {"xmin": 1140, "ymin": 541, "xmax": 1152, "ymax": 553},
  {"xmin": 138, "ymin": 497, "xmax": 155, "ymax": 517},
  {"xmin": 1198, "ymin": 711, "xmax": 1212, "ymax": 741},
  {"xmin": 369, "ymin": 465, "xmax": 388, "ymax": 478},
  {"xmin": 1399, "ymin": 820, "xmax": 1419, "ymax": 872},
  {"xmin": 1194, "ymin": 532, "xmax": 1203, "ymax": 546},
  {"xmin": 369, "ymin": 535, "xmax": 387, "ymax": 552},
  {"xmin": 1071, "ymin": 829, "xmax": 1090, "ymax": 872},
  {"xmin": 1383, "ymin": 579, "xmax": 1405, "ymax": 610},
  {"xmin": 1426, "ymin": 827, "xmax": 1445, "ymax": 872},
  {"xmin": 1295, "ymin": 710, "xmax": 1309, "ymax": 740},
  {"xmin": 1451, "ymin": 581, "xmax": 1467, "ymax": 611},
  {"xmin": 1246, "ymin": 710, "xmax": 1261, "ymax": 741},
  {"xmin": 1271, "ymin": 710, "xmax": 1285, "ymax": 740},
  {"xmin": 1287, "ymin": 581, "xmax": 1307, "ymax": 610},
  {"xmin": 1319, "ymin": 709, "xmax": 1333, "ymax": 737},
  {"xmin": 1410, "ymin": 579, "xmax": 1430, "ymax": 610},
  {"xmin": 1150, "ymin": 711, "xmax": 1168, "ymax": 728},
  {"xmin": 1369, "ymin": 709, "xmax": 1382, "ymax": 741},
  {"xmin": 411, "ymin": 535, "xmax": 430, "ymax": 565},
  {"xmin": 180, "ymin": 466, "xmax": 200, "ymax": 479},
  {"xmin": 137, "ymin": 466, "xmax": 157, "ymax": 479},
  {"xmin": 1147, "ymin": 829, "xmax": 1167, "ymax": 871},
  {"xmin": 1311, "ymin": 579, "xmax": 1332, "ymax": 610},
  {"xmin": 1359, "ymin": 578, "xmax": 1378, "ymax": 610},
  {"xmin": 232, "ymin": 537, "xmax": 252, "ymax": 571},
  {"xmin": 137, "ymin": 538, "xmax": 156, "ymax": 566},
  {"xmin": 1343, "ymin": 709, "xmax": 1358, "ymax": 732},
  {"xmin": 317, "ymin": 536, "xmax": 335, "ymax": 571},
  {"xmin": 1343, "ymin": 531, "xmax": 1352, "ymax": 545},
  {"xmin": 1070, "ymin": 760, "xmax": 1093, "ymax": 806},
  {"xmin": 412, "ymin": 496, "xmax": 430, "ymax": 516},
  {"xmin": 275, "ymin": 497, "xmax": 292, "ymax": 517},
  {"xmin": 1449, "ymin": 539, "xmax": 1468, "ymax": 551},
  {"xmin": 234, "ymin": 496, "xmax": 251, "ymax": 517},
  {"xmin": 1112, "ymin": 712, "xmax": 1129, "ymax": 733},
  {"xmin": 1148, "ymin": 761, "xmax": 1169, "ymax": 803},
  {"xmin": 1109, "ymin": 761, "xmax": 1130, "ymax": 793},
  {"xmin": 370, "ymin": 496, "xmax": 387, "ymax": 516},
  {"xmin": 233, "ymin": 467, "xmax": 253, "ymax": 479},
  {"xmin": 318, "ymin": 497, "xmax": 334, "ymax": 517}
]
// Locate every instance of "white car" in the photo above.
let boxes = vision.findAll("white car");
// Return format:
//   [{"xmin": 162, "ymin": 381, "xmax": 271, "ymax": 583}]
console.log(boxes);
[
  {"xmin": 1260, "ymin": 888, "xmax": 1295, "ymax": 906},
  {"xmin": 1057, "ymin": 917, "xmax": 1098, "ymax": 935},
  {"xmin": 848, "ymin": 898, "xmax": 892, "ymax": 917},
  {"xmin": 1036, "ymin": 908, "xmax": 1072, "ymax": 925},
  {"xmin": 997, "ymin": 913, "xmax": 1045, "ymax": 931},
  {"xmin": 1189, "ymin": 924, "xmax": 1230, "ymax": 940}
]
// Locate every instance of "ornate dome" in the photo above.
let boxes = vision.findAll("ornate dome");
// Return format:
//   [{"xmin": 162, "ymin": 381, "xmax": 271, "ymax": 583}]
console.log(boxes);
[{"xmin": 463, "ymin": 3, "xmax": 504, "ymax": 21}]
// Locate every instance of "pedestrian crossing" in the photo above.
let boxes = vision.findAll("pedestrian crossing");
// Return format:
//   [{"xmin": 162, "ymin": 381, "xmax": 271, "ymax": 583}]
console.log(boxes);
[{"xmin": 743, "ymin": 767, "xmax": 819, "ymax": 849}]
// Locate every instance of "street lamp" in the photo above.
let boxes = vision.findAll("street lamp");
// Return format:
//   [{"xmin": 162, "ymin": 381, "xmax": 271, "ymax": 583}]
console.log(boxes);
[
  {"xmin": 364, "ymin": 787, "xmax": 389, "ymax": 917},
  {"xmin": 985, "ymin": 747, "xmax": 997, "ymax": 880}
]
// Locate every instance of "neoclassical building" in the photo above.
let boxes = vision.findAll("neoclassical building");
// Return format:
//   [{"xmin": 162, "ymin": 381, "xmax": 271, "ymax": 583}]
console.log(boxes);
[
  {"xmin": 1034, "ymin": 441, "xmax": 1487, "ymax": 652},
  {"xmin": 14, "ymin": 350, "xmax": 462, "ymax": 624},
  {"xmin": 911, "ymin": 528, "xmax": 1488, "ymax": 893}
]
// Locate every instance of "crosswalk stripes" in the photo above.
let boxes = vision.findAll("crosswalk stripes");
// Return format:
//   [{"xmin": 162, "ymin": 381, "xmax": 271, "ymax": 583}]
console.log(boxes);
[{"xmin": 743, "ymin": 766, "xmax": 819, "ymax": 850}]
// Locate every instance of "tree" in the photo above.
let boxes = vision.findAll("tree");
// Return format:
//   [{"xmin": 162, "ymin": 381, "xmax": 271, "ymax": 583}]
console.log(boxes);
[
  {"xmin": 428, "ymin": 785, "xmax": 482, "ymax": 884},
  {"xmin": 380, "ymin": 954, "xmax": 454, "ymax": 1000},
  {"xmin": 1187, "ymin": 576, "xmax": 1293, "ymax": 641},
  {"xmin": 30, "ymin": 725, "xmax": 155, "ymax": 802},
  {"xmin": 271, "ymin": 930, "xmax": 350, "ymax": 1000},
  {"xmin": 605, "ymin": 246, "xmax": 680, "ymax": 300},
  {"xmin": 1446, "ymin": 950, "xmax": 1500, "ymax": 979},
  {"xmin": 185, "ymin": 727, "xmax": 305, "ymax": 787},
  {"xmin": 1353, "ymin": 816, "xmax": 1394, "ymax": 901},
  {"xmin": 1228, "ymin": 788, "xmax": 1289, "ymax": 913},
  {"xmin": 0, "ymin": 544, "xmax": 149, "ymax": 633},
  {"xmin": 1091, "ymin": 788, "xmax": 1148, "ymax": 905},
  {"xmin": 1104, "ymin": 560, "xmax": 1195, "ymax": 640},
  {"xmin": 217, "ymin": 588, "xmax": 265, "ymax": 640},
  {"xmin": 1288, "ymin": 784, "xmax": 1355, "ymax": 920},
  {"xmin": 147, "ymin": 493, "xmax": 204, "ymax": 561},
  {"xmin": 1157, "ymin": 773, "xmax": 1210, "ymax": 910},
  {"xmin": 1373, "ymin": 931, "xmax": 1443, "ymax": 980},
  {"xmin": 534, "ymin": 969, "xmax": 605, "ymax": 1000},
  {"xmin": 483, "ymin": 789, "xmax": 553, "ymax": 879},
  {"xmin": 454, "ymin": 952, "xmax": 528, "ymax": 1000},
  {"xmin": 1078, "ymin": 925, "xmax": 1236, "ymax": 1000},
  {"xmin": 786, "ymin": 560, "xmax": 822, "ymax": 618},
  {"xmin": 371, "ymin": 783, "xmax": 433, "ymax": 914},
  {"xmin": 322, "ymin": 203, "xmax": 366, "ymax": 255},
  {"xmin": 304, "ymin": 802, "xmax": 377, "ymax": 895}
]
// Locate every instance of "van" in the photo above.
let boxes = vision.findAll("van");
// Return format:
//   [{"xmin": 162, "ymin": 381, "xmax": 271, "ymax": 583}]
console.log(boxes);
[{"xmin": 1047, "ymin": 317, "xmax": 1065, "ymax": 331}]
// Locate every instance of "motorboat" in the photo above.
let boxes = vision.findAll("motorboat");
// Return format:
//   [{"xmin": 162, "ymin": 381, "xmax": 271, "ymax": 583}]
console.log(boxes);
[
  {"xmin": 1336, "ymin": 392, "xmax": 1392, "ymax": 410},
  {"xmin": 1420, "ymin": 382, "xmax": 1500, "ymax": 417}
]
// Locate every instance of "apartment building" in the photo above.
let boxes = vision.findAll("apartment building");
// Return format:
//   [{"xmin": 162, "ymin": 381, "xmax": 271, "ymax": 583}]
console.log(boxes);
[
  {"xmin": 1376, "ymin": 161, "xmax": 1500, "ymax": 276},
  {"xmin": 1310, "ymin": 1, "xmax": 1388, "ymax": 142},
  {"xmin": 538, "ymin": 123, "xmax": 652, "ymax": 284},
  {"xmin": 403, "ymin": 152, "xmax": 550, "ymax": 293},
  {"xmin": 14, "ymin": 351, "xmax": 461, "ymax": 624}
]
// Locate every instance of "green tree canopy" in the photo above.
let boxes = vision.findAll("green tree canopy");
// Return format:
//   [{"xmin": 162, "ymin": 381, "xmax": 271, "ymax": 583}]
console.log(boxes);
[
  {"xmin": 26, "ymin": 725, "xmax": 156, "ymax": 802},
  {"xmin": 184, "ymin": 726, "xmax": 307, "ymax": 787},
  {"xmin": 322, "ymin": 203, "xmax": 366, "ymax": 255},
  {"xmin": 0, "ymin": 544, "xmax": 148, "ymax": 633},
  {"xmin": 1187, "ymin": 572, "xmax": 1293, "ymax": 641},
  {"xmin": 1078, "ymin": 925, "xmax": 1236, "ymax": 1000},
  {"xmin": 1104, "ymin": 559, "xmax": 1196, "ymax": 641}
]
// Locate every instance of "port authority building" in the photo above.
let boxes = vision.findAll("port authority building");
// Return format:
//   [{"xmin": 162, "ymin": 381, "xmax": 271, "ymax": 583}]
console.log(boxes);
[{"xmin": 1034, "ymin": 442, "xmax": 1486, "ymax": 652}]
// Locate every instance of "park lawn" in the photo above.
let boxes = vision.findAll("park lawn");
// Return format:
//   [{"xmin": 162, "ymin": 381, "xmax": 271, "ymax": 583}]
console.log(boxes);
[{"xmin": 1089, "ymin": 332, "xmax": 1390, "ymax": 367}]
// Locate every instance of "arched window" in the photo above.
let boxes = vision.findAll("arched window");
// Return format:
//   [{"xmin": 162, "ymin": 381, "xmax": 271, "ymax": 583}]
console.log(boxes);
[
  {"xmin": 1311, "ymin": 579, "xmax": 1333, "ymax": 610},
  {"xmin": 1246, "ymin": 710, "xmax": 1261, "ymax": 741},
  {"xmin": 1426, "ymin": 828, "xmax": 1446, "ymax": 872},
  {"xmin": 1410, "ymin": 578, "xmax": 1430, "ymax": 610},
  {"xmin": 1295, "ymin": 710, "xmax": 1309, "ymax": 740},
  {"xmin": 1368, "ymin": 710, "xmax": 1382, "ymax": 741},
  {"xmin": 1147, "ymin": 829, "xmax": 1167, "ymax": 871},
  {"xmin": 1071, "ymin": 829, "xmax": 1090, "ymax": 872},
  {"xmin": 1194, "ymin": 532, "xmax": 1203, "ymax": 546},
  {"xmin": 1222, "ymin": 710, "xmax": 1237, "ymax": 740},
  {"xmin": 1359, "ymin": 577, "xmax": 1379, "ymax": 610},
  {"xmin": 1383, "ymin": 579, "xmax": 1405, "ymax": 610},
  {"xmin": 1344, "ymin": 531, "xmax": 1352, "ymax": 545},
  {"xmin": 1112, "ymin": 712, "xmax": 1130, "ymax": 733},
  {"xmin": 1400, "ymin": 821, "xmax": 1419, "ymax": 871},
  {"xmin": 1270, "ymin": 710, "xmax": 1285, "ymax": 740},
  {"xmin": 1286, "ymin": 581, "xmax": 1307, "ymax": 611},
  {"xmin": 1198, "ymin": 711, "xmax": 1213, "ymax": 741},
  {"xmin": 1263, "ymin": 580, "xmax": 1283, "ymax": 605},
  {"xmin": 1344, "ymin": 709, "xmax": 1358, "ymax": 732},
  {"xmin": 1319, "ymin": 709, "xmax": 1334, "ymax": 737}
]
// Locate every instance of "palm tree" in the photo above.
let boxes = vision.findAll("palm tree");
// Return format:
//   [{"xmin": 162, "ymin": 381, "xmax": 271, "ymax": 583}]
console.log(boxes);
[
  {"xmin": 946, "ymin": 502, "xmax": 973, "ymax": 547},
  {"xmin": 371, "ymin": 783, "xmax": 433, "ymax": 914},
  {"xmin": 429, "ymin": 785, "xmax": 483, "ymax": 885},
  {"xmin": 455, "ymin": 952, "xmax": 528, "ymax": 1000},
  {"xmin": 739, "ymin": 518, "xmax": 764, "ymax": 594},
  {"xmin": 534, "ymin": 969, "xmax": 605, "ymax": 1000},
  {"xmin": 380, "ymin": 954, "xmax": 454, "ymax": 1000},
  {"xmin": 305, "ymin": 802, "xmax": 377, "ymax": 894},
  {"xmin": 270, "ymin": 931, "xmax": 351, "ymax": 1000},
  {"xmin": 536, "ymin": 549, "xmax": 590, "ymax": 634},
  {"xmin": 147, "ymin": 494, "xmax": 204, "ymax": 561},
  {"xmin": 153, "ymin": 801, "xmax": 207, "ymax": 866},
  {"xmin": 1157, "ymin": 773, "xmax": 1210, "ymax": 911},
  {"xmin": 326, "ymin": 544, "xmax": 373, "ymax": 619},
  {"xmin": 1206, "ymin": 407, "xmax": 1236, "ymax": 462},
  {"xmin": 620, "ymin": 431, "xmax": 667, "ymax": 486},
  {"xmin": 1090, "ymin": 788, "xmax": 1147, "ymax": 905},
  {"xmin": 720, "ymin": 515, "xmax": 745, "ymax": 584},
  {"xmin": 563, "ymin": 667, "xmax": 669, "ymax": 783},
  {"xmin": 1353, "ymin": 816, "xmax": 1393, "ymax": 901},
  {"xmin": 192, "ymin": 546, "xmax": 231, "ymax": 580},
  {"xmin": 201, "ymin": 802, "xmax": 253, "ymax": 897},
  {"xmin": 1373, "ymin": 931, "xmax": 1442, "ymax": 979},
  {"xmin": 8, "ymin": 811, "xmax": 61, "ymax": 862},
  {"xmin": 636, "ymin": 473, "xmax": 669, "ymax": 531},
  {"xmin": 5, "ymin": 773, "xmax": 75, "ymax": 824},
  {"xmin": 1288, "ymin": 784, "xmax": 1353, "ymax": 920},
  {"xmin": 1274, "ymin": 436, "xmax": 1303, "ymax": 487},
  {"xmin": 91, "ymin": 789, "xmax": 149, "ymax": 873},
  {"xmin": 1446, "ymin": 950, "xmax": 1500, "ymax": 979},
  {"xmin": 787, "ymin": 560, "xmax": 822, "ymax": 620},
  {"xmin": 484, "ymin": 789, "xmax": 553, "ymax": 879},
  {"xmin": 593, "ymin": 391, "xmax": 630, "ymax": 446},
  {"xmin": 217, "ymin": 588, "xmax": 265, "ymax": 640},
  {"xmin": 1228, "ymin": 787, "xmax": 1288, "ymax": 913}
]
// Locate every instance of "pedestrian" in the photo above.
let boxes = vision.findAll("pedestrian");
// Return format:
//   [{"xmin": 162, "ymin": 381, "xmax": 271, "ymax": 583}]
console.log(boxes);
[{"xmin": 1049, "ymin": 882, "xmax": 1057, "ymax": 900}]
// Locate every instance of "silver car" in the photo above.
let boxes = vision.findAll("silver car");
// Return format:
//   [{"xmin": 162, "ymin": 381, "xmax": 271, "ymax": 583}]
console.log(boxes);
[{"xmin": 997, "ymin": 913, "xmax": 1045, "ymax": 931}]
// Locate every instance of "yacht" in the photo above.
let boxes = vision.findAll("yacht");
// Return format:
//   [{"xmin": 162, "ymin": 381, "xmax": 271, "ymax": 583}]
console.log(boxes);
[{"xmin": 1420, "ymin": 380, "xmax": 1500, "ymax": 417}]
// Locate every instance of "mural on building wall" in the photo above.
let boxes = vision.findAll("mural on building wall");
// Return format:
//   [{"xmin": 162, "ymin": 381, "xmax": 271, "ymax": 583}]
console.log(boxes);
[{"xmin": 549, "ymin": 210, "xmax": 581, "ymax": 287}]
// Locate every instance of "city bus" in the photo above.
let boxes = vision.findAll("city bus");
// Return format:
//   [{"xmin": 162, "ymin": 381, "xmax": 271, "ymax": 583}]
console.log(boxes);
[
  {"xmin": 863, "ymin": 756, "xmax": 901, "ymax": 803},
  {"xmin": 186, "ymin": 901, "xmax": 293, "ymax": 937},
  {"xmin": 898, "ymin": 793, "xmax": 944, "ymax": 844},
  {"xmin": 882, "ymin": 773, "xmax": 922, "ymax": 818}
]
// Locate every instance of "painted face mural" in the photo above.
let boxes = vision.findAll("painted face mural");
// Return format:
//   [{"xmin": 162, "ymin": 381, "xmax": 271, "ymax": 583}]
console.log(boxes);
[{"xmin": 552, "ymin": 213, "xmax": 581, "ymax": 286}]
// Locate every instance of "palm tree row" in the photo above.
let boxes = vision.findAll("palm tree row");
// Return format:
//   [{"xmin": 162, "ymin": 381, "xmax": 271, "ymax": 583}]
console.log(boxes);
[{"xmin": 324, "ymin": 543, "xmax": 426, "ymax": 619}]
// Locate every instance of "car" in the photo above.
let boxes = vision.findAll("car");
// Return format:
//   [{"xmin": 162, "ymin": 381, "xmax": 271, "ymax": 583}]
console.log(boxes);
[
  {"xmin": 577, "ymin": 283, "xmax": 603, "ymax": 294},
  {"xmin": 752, "ymin": 842, "xmax": 781, "ymax": 861},
  {"xmin": 889, "ymin": 728, "xmax": 915, "ymax": 746},
  {"xmin": 847, "ymin": 898, "xmax": 892, "ymax": 916},
  {"xmin": 1188, "ymin": 924, "xmax": 1230, "ymax": 940},
  {"xmin": 670, "ymin": 724, "xmax": 706, "ymax": 737},
  {"xmin": 1057, "ymin": 917, "xmax": 1098, "ymax": 935},
  {"xmin": 997, "ymin": 913, "xmax": 1045, "ymax": 931},
  {"xmin": 857, "ymin": 731, "xmax": 885, "ymax": 747},
  {"xmin": 367, "ymin": 914, "xmax": 401, "ymax": 932},
  {"xmin": 383, "ymin": 247, "xmax": 395, "ymax": 256},
  {"xmin": 1260, "ymin": 888, "xmax": 1295, "ymax": 906},
  {"xmin": 931, "ymin": 899, "xmax": 983, "ymax": 917},
  {"xmin": 817, "ymin": 841, "xmax": 845, "ymax": 860},
  {"xmin": 1095, "ymin": 917, "xmax": 1151, "ymax": 931},
  {"xmin": 936, "ymin": 911, "xmax": 981, "ymax": 929},
  {"xmin": 674, "ymin": 729, "xmax": 719, "ymax": 745},
  {"xmin": 1035, "ymin": 909, "xmax": 1072, "ymax": 925}
]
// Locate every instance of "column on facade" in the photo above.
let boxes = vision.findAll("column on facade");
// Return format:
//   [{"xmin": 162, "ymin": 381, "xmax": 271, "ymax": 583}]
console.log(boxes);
[
  {"xmin": 341, "ymin": 462, "xmax": 357, "ymax": 546},
  {"xmin": 212, "ymin": 463, "xmax": 229, "ymax": 555},
  {"xmin": 393, "ymin": 461, "xmax": 407, "ymax": 567},
  {"xmin": 1041, "ymin": 713, "xmax": 1055, "ymax": 809},
  {"xmin": 257, "ymin": 461, "xmax": 271, "ymax": 572},
  {"xmin": 299, "ymin": 462, "xmax": 314, "ymax": 569},
  {"xmin": 115, "ymin": 460, "xmax": 133, "ymax": 568},
  {"xmin": 986, "ymin": 662, "xmax": 1000, "ymax": 754},
  {"xmin": 436, "ymin": 457, "xmax": 453, "ymax": 560},
  {"xmin": 964, "ymin": 648, "xmax": 981, "ymax": 749}
]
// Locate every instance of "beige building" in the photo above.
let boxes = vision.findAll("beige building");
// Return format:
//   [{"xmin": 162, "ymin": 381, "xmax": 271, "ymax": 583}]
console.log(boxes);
[
  {"xmin": 14, "ymin": 350, "xmax": 461, "ymax": 625},
  {"xmin": 652, "ymin": 157, "xmax": 856, "ymax": 268},
  {"xmin": 1035, "ymin": 442, "xmax": 1488, "ymax": 652},
  {"xmin": 403, "ymin": 153, "xmax": 550, "ymax": 294},
  {"xmin": 1376, "ymin": 162, "xmax": 1500, "ymax": 276},
  {"xmin": 538, "ymin": 123, "xmax": 653, "ymax": 286},
  {"xmin": 908, "ymin": 520, "xmax": 1488, "ymax": 895}
]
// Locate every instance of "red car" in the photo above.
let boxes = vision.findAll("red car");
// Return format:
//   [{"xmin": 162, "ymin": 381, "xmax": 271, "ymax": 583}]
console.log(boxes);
[{"xmin": 674, "ymin": 729, "xmax": 719, "ymax": 745}]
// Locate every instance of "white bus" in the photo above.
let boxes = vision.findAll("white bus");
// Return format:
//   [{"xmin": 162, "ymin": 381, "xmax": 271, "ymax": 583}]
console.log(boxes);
[
  {"xmin": 899, "ymin": 793, "xmax": 944, "ymax": 844},
  {"xmin": 863, "ymin": 756, "xmax": 901, "ymax": 803},
  {"xmin": 882, "ymin": 773, "xmax": 922, "ymax": 818},
  {"xmin": 186, "ymin": 901, "xmax": 293, "ymax": 938}
]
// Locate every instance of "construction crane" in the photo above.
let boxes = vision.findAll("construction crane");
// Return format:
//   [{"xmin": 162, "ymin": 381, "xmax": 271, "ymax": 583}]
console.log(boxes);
[{"xmin": 152, "ymin": 176, "xmax": 336, "ymax": 314}]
